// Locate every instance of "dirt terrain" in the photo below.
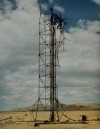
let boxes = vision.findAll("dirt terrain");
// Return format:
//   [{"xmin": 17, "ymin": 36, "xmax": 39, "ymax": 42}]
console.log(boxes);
[{"xmin": 0, "ymin": 111, "xmax": 100, "ymax": 129}]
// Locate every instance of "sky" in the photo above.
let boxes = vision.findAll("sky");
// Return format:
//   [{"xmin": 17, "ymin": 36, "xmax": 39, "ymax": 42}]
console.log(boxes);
[{"xmin": 0, "ymin": 0, "xmax": 100, "ymax": 111}]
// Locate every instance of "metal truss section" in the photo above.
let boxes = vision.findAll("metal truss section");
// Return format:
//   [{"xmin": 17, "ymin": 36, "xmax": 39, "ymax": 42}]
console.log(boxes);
[{"xmin": 31, "ymin": 8, "xmax": 66, "ymax": 122}]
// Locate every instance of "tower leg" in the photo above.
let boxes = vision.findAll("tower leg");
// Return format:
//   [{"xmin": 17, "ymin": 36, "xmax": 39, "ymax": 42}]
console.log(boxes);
[{"xmin": 50, "ymin": 25, "xmax": 55, "ymax": 122}]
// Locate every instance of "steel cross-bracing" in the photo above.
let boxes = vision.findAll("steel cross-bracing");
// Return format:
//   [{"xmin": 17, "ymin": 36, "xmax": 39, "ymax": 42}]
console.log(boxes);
[{"xmin": 31, "ymin": 8, "xmax": 66, "ymax": 122}]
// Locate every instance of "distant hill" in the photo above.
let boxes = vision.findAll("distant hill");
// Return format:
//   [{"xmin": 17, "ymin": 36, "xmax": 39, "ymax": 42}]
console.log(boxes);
[
  {"xmin": 10, "ymin": 103, "xmax": 100, "ymax": 112},
  {"xmin": 64, "ymin": 104, "xmax": 100, "ymax": 111}
]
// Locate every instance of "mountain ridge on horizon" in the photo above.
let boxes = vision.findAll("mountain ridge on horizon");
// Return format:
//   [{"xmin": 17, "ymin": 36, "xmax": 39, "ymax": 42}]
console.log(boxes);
[{"xmin": 7, "ymin": 103, "xmax": 100, "ymax": 112}]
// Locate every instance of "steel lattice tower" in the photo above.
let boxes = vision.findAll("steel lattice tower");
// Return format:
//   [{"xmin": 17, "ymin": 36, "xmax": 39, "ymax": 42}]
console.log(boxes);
[{"xmin": 32, "ymin": 8, "xmax": 66, "ymax": 122}]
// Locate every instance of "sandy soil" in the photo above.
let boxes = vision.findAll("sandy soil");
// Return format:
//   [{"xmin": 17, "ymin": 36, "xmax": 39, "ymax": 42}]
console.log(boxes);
[{"xmin": 0, "ymin": 111, "xmax": 100, "ymax": 129}]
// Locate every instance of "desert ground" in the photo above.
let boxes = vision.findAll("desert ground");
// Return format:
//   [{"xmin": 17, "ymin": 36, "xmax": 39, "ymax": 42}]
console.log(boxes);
[{"xmin": 0, "ymin": 111, "xmax": 100, "ymax": 129}]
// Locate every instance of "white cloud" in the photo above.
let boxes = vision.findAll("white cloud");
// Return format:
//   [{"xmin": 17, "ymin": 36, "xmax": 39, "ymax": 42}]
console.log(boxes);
[
  {"xmin": 77, "ymin": 19, "xmax": 100, "ymax": 33},
  {"xmin": 40, "ymin": 3, "xmax": 48, "ymax": 11},
  {"xmin": 49, "ymin": 0, "xmax": 54, "ymax": 3},
  {"xmin": 54, "ymin": 5, "xmax": 65, "ymax": 13},
  {"xmin": 3, "ymin": 0, "xmax": 13, "ymax": 18},
  {"xmin": 49, "ymin": 0, "xmax": 59, "ymax": 3},
  {"xmin": 91, "ymin": 0, "xmax": 100, "ymax": 5},
  {"xmin": 0, "ymin": 0, "xmax": 39, "ymax": 110},
  {"xmin": 0, "ymin": 0, "xmax": 39, "ymax": 66},
  {"xmin": 58, "ymin": 19, "xmax": 100, "ymax": 104},
  {"xmin": 0, "ymin": 64, "xmax": 38, "ymax": 110}
]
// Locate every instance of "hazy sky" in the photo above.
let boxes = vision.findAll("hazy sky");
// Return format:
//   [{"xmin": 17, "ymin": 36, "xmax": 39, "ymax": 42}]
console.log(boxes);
[{"xmin": 0, "ymin": 0, "xmax": 100, "ymax": 111}]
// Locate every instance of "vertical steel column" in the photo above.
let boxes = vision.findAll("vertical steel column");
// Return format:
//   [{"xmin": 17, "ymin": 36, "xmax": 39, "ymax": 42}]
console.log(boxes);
[{"xmin": 50, "ymin": 24, "xmax": 55, "ymax": 122}]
